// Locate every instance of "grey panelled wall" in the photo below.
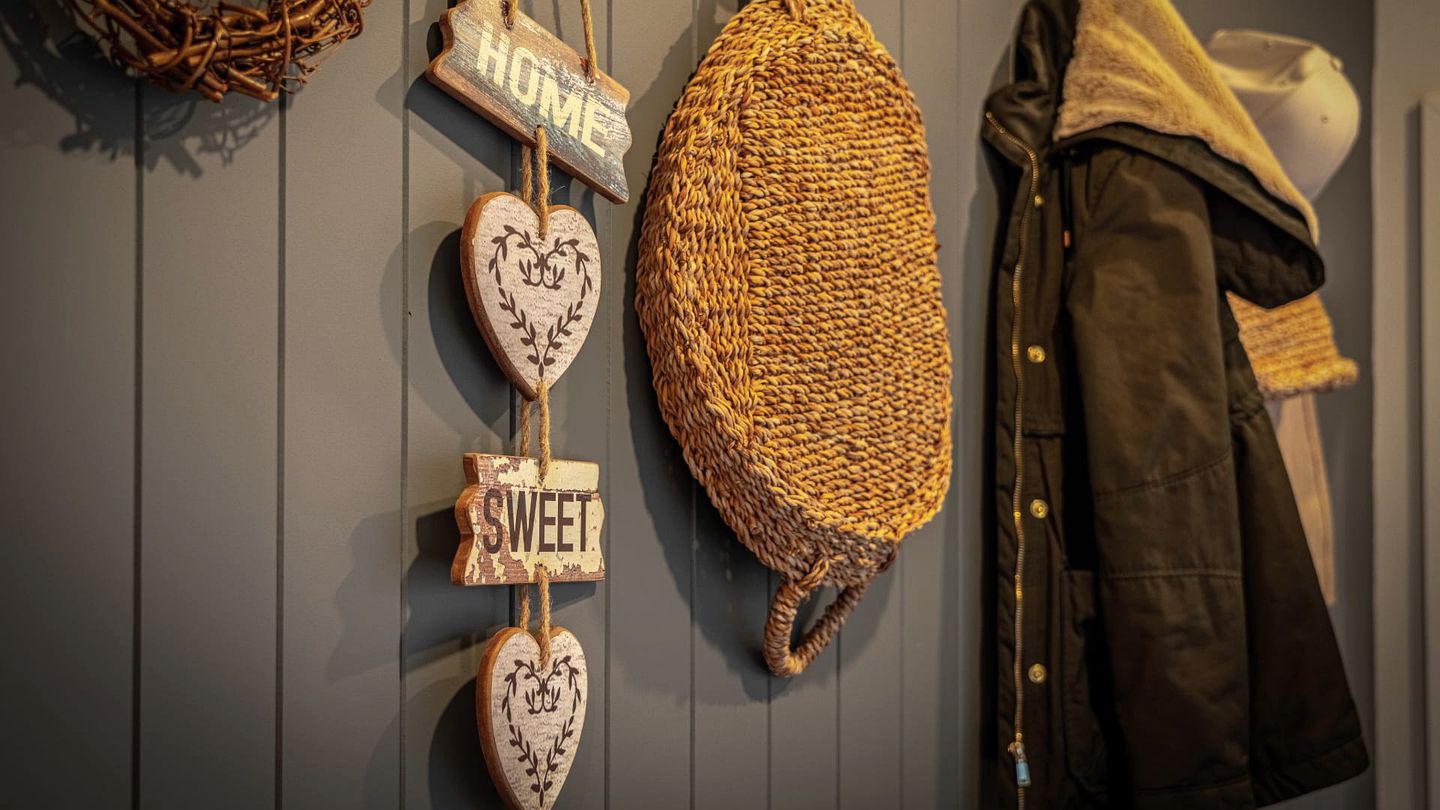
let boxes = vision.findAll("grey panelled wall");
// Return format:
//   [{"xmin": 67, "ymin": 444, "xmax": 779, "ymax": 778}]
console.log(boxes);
[{"xmin": 0, "ymin": 1, "xmax": 1373, "ymax": 810}]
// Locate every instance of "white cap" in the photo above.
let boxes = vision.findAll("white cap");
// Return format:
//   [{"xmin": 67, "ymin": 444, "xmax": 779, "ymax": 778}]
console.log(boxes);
[{"xmin": 1206, "ymin": 29, "xmax": 1360, "ymax": 201}]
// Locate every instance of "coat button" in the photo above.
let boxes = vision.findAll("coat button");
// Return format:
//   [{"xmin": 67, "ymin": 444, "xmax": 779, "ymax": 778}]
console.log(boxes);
[
  {"xmin": 1028, "ymin": 663, "xmax": 1047, "ymax": 684},
  {"xmin": 1034, "ymin": 194, "xmax": 1045, "ymax": 207},
  {"xmin": 1026, "ymin": 344, "xmax": 1046, "ymax": 364},
  {"xmin": 1029, "ymin": 499, "xmax": 1049, "ymax": 519}
]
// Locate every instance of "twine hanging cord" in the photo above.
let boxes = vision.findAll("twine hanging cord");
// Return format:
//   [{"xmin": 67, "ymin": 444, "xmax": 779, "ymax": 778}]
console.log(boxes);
[
  {"xmin": 511, "ymin": 187, "xmax": 553, "ymax": 657},
  {"xmin": 513, "ymin": 378, "xmax": 554, "ymax": 663}
]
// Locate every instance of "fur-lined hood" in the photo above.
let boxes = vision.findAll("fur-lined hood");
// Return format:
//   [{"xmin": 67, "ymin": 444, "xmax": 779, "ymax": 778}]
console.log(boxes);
[{"xmin": 1055, "ymin": 0, "xmax": 1318, "ymax": 241}]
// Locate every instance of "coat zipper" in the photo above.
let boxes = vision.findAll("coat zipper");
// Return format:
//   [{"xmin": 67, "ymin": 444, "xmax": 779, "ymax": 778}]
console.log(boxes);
[{"xmin": 986, "ymin": 110, "xmax": 1039, "ymax": 809}]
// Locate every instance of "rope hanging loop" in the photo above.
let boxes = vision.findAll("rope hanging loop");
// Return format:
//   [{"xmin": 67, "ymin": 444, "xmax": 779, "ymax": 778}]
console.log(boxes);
[{"xmin": 498, "ymin": 0, "xmax": 599, "ymax": 81}]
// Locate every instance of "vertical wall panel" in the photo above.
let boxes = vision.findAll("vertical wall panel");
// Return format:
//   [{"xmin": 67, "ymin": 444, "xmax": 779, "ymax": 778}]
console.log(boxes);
[
  {"xmin": 605, "ymin": 0, "xmax": 699, "ymax": 804},
  {"xmin": 956, "ymin": 1, "xmax": 1033, "ymax": 805},
  {"xmin": 1372, "ymin": 0, "xmax": 1439, "ymax": 806},
  {"xmin": 138, "ymin": 89, "xmax": 280, "ymax": 809},
  {"xmin": 687, "ymin": 1, "xmax": 774, "ymax": 807},
  {"xmin": 0, "ymin": 5, "xmax": 135, "ymax": 808},
  {"xmin": 403, "ymin": 0, "xmax": 513, "ymax": 807},
  {"xmin": 901, "ymin": 0, "xmax": 964, "ymax": 804},
  {"xmin": 280, "ymin": 1, "xmax": 406, "ymax": 806},
  {"xmin": 768, "ymin": 590, "xmax": 840, "ymax": 810}
]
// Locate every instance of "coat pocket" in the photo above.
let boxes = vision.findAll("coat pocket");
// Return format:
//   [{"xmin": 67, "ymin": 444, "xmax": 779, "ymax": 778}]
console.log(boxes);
[{"xmin": 1061, "ymin": 568, "xmax": 1110, "ymax": 797}]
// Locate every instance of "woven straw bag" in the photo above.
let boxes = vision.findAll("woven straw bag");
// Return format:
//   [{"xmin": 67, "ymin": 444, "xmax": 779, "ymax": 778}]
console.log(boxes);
[{"xmin": 637, "ymin": 0, "xmax": 951, "ymax": 677}]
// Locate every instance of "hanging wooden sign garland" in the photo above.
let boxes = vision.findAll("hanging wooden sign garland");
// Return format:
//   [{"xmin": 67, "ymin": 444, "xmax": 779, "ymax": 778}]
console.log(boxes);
[
  {"xmin": 427, "ymin": 0, "xmax": 633, "ymax": 203},
  {"xmin": 442, "ymin": 5, "xmax": 623, "ymax": 805}
]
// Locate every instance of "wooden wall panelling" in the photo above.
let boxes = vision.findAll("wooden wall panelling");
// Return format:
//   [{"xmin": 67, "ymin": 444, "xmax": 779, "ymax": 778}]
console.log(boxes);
[
  {"xmin": 279, "ymin": 0, "xmax": 406, "ymax": 805},
  {"xmin": 403, "ymin": 0, "xmax": 515, "ymax": 806},
  {"xmin": 836, "ymin": 0, "xmax": 906, "ymax": 802},
  {"xmin": 955, "ymin": 1, "xmax": 1023, "ymax": 805},
  {"xmin": 138, "ymin": 84, "xmax": 280, "ymax": 810},
  {"xmin": 768, "ymin": 586, "xmax": 840, "ymax": 810},
  {"xmin": 517, "ymin": 1, "xmax": 612, "ymax": 807},
  {"xmin": 0, "ymin": 5, "xmax": 136, "ymax": 807},
  {"xmin": 901, "ymin": 0, "xmax": 964, "ymax": 804},
  {"xmin": 605, "ymin": 0, "xmax": 698, "ymax": 805},
  {"xmin": 685, "ymin": 5, "xmax": 774, "ymax": 806},
  {"xmin": 1425, "ymin": 89, "xmax": 1440, "ymax": 810}
]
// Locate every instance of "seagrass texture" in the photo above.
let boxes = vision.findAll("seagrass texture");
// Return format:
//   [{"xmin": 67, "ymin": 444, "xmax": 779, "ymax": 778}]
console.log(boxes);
[
  {"xmin": 1229, "ymin": 292, "xmax": 1358, "ymax": 400},
  {"xmin": 636, "ymin": 0, "xmax": 951, "ymax": 676}
]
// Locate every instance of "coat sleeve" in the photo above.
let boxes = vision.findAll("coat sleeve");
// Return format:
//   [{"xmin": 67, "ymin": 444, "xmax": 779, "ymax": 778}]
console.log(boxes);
[{"xmin": 1064, "ymin": 148, "xmax": 1253, "ymax": 808}]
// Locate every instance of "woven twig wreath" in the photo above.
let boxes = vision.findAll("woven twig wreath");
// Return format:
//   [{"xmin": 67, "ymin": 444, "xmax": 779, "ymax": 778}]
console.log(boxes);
[{"xmin": 68, "ymin": 0, "xmax": 370, "ymax": 102}]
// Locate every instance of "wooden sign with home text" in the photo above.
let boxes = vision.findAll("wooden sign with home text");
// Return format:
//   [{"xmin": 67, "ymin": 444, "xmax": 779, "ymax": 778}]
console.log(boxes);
[
  {"xmin": 453, "ymin": 454, "xmax": 606, "ymax": 586},
  {"xmin": 427, "ymin": 0, "xmax": 633, "ymax": 204}
]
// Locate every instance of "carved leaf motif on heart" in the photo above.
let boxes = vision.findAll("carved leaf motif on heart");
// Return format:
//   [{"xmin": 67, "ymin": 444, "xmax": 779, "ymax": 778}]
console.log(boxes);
[
  {"xmin": 479, "ymin": 627, "xmax": 588, "ymax": 810},
  {"xmin": 462, "ymin": 193, "xmax": 602, "ymax": 400}
]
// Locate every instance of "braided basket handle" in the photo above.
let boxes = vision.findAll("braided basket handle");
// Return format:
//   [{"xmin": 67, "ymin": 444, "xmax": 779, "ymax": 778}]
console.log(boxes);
[
  {"xmin": 763, "ymin": 558, "xmax": 871, "ymax": 677},
  {"xmin": 782, "ymin": 0, "xmax": 806, "ymax": 20}
]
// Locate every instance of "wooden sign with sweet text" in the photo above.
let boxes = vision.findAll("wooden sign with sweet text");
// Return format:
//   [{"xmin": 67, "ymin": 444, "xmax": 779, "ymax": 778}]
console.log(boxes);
[
  {"xmin": 453, "ymin": 454, "xmax": 606, "ymax": 586},
  {"xmin": 427, "ymin": 0, "xmax": 632, "ymax": 204}
]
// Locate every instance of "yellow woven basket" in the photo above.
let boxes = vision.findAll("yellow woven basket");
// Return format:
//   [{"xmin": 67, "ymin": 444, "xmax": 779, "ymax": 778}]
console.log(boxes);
[{"xmin": 636, "ymin": 0, "xmax": 951, "ymax": 677}]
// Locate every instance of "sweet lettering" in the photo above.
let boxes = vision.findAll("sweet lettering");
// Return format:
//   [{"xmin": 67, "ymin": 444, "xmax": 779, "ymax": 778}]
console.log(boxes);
[
  {"xmin": 576, "ymin": 493, "xmax": 590, "ymax": 552},
  {"xmin": 555, "ymin": 493, "xmax": 574, "ymax": 552},
  {"xmin": 487, "ymin": 487, "xmax": 600, "ymax": 556},
  {"xmin": 454, "ymin": 454, "xmax": 605, "ymax": 585},
  {"xmin": 482, "ymin": 488, "xmax": 504, "ymax": 553}
]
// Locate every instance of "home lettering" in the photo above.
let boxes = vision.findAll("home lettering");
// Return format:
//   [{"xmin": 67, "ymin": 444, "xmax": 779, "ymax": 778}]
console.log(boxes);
[{"xmin": 473, "ymin": 21, "xmax": 608, "ymax": 157}]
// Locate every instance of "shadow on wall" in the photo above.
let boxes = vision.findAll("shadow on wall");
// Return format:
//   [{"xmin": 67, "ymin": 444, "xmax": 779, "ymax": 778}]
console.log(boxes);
[{"xmin": 0, "ymin": 0, "xmax": 277, "ymax": 176}]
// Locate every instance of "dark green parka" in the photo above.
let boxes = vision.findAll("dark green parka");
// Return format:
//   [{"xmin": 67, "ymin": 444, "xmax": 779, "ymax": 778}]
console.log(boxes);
[{"xmin": 982, "ymin": 0, "xmax": 1369, "ymax": 807}]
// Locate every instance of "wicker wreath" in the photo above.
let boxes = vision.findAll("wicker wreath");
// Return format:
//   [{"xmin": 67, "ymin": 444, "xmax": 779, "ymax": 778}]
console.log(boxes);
[
  {"xmin": 637, "ymin": 0, "xmax": 951, "ymax": 676},
  {"xmin": 68, "ymin": 0, "xmax": 370, "ymax": 102}
]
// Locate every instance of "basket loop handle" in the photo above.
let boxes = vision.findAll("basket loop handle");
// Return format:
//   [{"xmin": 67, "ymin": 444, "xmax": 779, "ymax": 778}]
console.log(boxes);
[
  {"xmin": 783, "ymin": 0, "xmax": 805, "ymax": 20},
  {"xmin": 763, "ymin": 557, "xmax": 870, "ymax": 677}
]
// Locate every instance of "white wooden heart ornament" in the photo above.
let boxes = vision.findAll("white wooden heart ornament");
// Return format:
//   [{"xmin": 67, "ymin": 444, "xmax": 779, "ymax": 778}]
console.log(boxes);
[
  {"xmin": 462, "ymin": 192, "xmax": 602, "ymax": 400},
  {"xmin": 478, "ymin": 626, "xmax": 588, "ymax": 810}
]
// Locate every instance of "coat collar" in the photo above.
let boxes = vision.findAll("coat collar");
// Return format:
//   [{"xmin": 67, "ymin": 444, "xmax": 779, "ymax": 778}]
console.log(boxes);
[{"xmin": 1054, "ymin": 0, "xmax": 1319, "ymax": 243}]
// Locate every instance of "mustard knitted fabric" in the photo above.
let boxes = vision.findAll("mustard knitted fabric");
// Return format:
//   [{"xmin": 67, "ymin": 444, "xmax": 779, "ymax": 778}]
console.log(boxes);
[{"xmin": 1230, "ymin": 293, "xmax": 1358, "ymax": 399}]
